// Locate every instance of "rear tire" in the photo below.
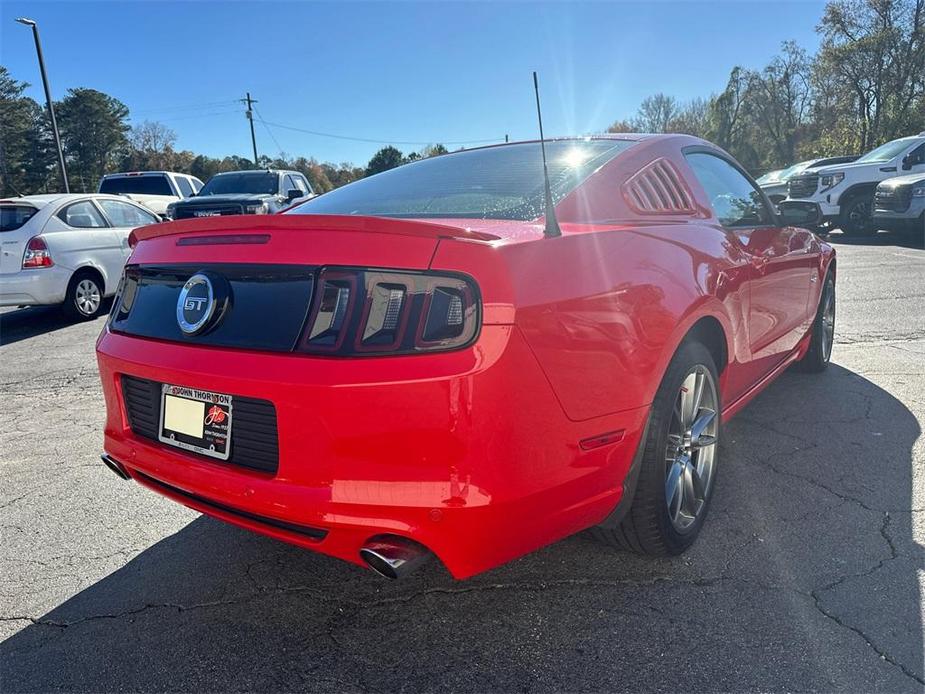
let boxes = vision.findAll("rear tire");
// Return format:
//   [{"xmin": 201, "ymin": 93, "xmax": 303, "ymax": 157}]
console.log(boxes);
[
  {"xmin": 794, "ymin": 271, "xmax": 835, "ymax": 373},
  {"xmin": 593, "ymin": 340, "xmax": 720, "ymax": 555},
  {"xmin": 62, "ymin": 271, "xmax": 104, "ymax": 321},
  {"xmin": 839, "ymin": 193, "xmax": 876, "ymax": 237}
]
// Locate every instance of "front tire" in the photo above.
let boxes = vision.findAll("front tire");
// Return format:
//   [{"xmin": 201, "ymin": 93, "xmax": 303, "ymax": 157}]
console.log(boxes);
[
  {"xmin": 795, "ymin": 272, "xmax": 835, "ymax": 373},
  {"xmin": 62, "ymin": 272, "xmax": 104, "ymax": 320},
  {"xmin": 594, "ymin": 340, "xmax": 720, "ymax": 555},
  {"xmin": 839, "ymin": 193, "xmax": 876, "ymax": 237}
]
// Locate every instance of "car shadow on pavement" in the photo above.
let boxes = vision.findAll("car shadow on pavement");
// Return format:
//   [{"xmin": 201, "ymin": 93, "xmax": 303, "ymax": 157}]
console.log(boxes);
[
  {"xmin": 0, "ymin": 306, "xmax": 107, "ymax": 347},
  {"xmin": 1, "ymin": 365, "xmax": 921, "ymax": 692},
  {"xmin": 828, "ymin": 228, "xmax": 924, "ymax": 249}
]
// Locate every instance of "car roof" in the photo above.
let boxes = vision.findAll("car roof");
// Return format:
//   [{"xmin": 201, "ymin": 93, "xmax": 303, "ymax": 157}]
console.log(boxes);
[
  {"xmin": 213, "ymin": 169, "xmax": 284, "ymax": 175},
  {"xmin": 0, "ymin": 193, "xmax": 149, "ymax": 208},
  {"xmin": 101, "ymin": 171, "xmax": 189, "ymax": 177}
]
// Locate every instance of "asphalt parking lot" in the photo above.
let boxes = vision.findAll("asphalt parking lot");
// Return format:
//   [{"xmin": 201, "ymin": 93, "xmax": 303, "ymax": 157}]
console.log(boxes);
[{"xmin": 1, "ymin": 230, "xmax": 923, "ymax": 693}]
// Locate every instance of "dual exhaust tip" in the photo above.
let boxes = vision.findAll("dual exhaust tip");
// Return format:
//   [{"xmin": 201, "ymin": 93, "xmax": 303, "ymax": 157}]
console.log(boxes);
[
  {"xmin": 360, "ymin": 536, "xmax": 432, "ymax": 579},
  {"xmin": 101, "ymin": 453, "xmax": 131, "ymax": 480},
  {"xmin": 101, "ymin": 453, "xmax": 430, "ymax": 579}
]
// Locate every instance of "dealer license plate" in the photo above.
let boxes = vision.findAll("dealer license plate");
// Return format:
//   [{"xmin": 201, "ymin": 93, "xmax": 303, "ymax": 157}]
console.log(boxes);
[{"xmin": 158, "ymin": 384, "xmax": 233, "ymax": 460}]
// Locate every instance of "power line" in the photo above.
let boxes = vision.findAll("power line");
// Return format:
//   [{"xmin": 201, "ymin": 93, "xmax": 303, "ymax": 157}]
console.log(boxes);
[
  {"xmin": 154, "ymin": 108, "xmax": 245, "ymax": 123},
  {"xmin": 253, "ymin": 106, "xmax": 285, "ymax": 156},
  {"xmin": 254, "ymin": 116, "xmax": 501, "ymax": 147},
  {"xmin": 132, "ymin": 99, "xmax": 241, "ymax": 117}
]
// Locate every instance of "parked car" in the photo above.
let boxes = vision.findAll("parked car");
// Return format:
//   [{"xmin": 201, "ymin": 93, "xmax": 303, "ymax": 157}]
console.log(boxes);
[
  {"xmin": 757, "ymin": 156, "xmax": 857, "ymax": 204},
  {"xmin": 786, "ymin": 132, "xmax": 925, "ymax": 235},
  {"xmin": 166, "ymin": 169, "xmax": 314, "ymax": 219},
  {"xmin": 97, "ymin": 135, "xmax": 834, "ymax": 580},
  {"xmin": 873, "ymin": 172, "xmax": 925, "ymax": 234},
  {"xmin": 99, "ymin": 171, "xmax": 203, "ymax": 219},
  {"xmin": 1, "ymin": 193, "xmax": 159, "ymax": 319}
]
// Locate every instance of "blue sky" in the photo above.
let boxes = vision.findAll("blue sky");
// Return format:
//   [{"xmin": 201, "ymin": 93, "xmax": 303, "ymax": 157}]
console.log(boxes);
[{"xmin": 1, "ymin": 1, "xmax": 826, "ymax": 166}]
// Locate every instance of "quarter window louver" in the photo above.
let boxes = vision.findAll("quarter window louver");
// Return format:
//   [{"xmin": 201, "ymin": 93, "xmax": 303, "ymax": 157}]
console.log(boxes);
[{"xmin": 623, "ymin": 158, "xmax": 697, "ymax": 214}]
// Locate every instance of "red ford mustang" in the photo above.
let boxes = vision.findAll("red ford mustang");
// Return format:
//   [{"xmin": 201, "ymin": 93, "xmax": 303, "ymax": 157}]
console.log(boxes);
[{"xmin": 96, "ymin": 135, "xmax": 835, "ymax": 579}]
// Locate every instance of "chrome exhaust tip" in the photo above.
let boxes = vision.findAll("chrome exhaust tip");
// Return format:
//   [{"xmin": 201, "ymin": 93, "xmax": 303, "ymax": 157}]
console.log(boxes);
[
  {"xmin": 101, "ymin": 453, "xmax": 131, "ymax": 481},
  {"xmin": 360, "ymin": 536, "xmax": 431, "ymax": 579}
]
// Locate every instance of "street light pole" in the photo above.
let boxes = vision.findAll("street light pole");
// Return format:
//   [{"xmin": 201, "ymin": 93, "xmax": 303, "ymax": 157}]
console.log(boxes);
[{"xmin": 16, "ymin": 17, "xmax": 69, "ymax": 193}]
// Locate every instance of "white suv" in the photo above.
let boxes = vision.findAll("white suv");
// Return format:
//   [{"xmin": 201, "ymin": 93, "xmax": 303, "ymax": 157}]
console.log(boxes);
[
  {"xmin": 0, "ymin": 194, "xmax": 160, "ymax": 319},
  {"xmin": 786, "ymin": 133, "xmax": 925, "ymax": 236},
  {"xmin": 98, "ymin": 171, "xmax": 203, "ymax": 219}
]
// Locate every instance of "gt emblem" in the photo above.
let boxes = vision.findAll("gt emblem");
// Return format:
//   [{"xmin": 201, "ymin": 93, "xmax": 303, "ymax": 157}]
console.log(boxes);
[{"xmin": 176, "ymin": 273, "xmax": 228, "ymax": 335}]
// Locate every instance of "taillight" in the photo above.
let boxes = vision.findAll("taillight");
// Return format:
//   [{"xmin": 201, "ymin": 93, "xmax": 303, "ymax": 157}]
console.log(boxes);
[
  {"xmin": 22, "ymin": 236, "xmax": 53, "ymax": 268},
  {"xmin": 297, "ymin": 268, "xmax": 479, "ymax": 355}
]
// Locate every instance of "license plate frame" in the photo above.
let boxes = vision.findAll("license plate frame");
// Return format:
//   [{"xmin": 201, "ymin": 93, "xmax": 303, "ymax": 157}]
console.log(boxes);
[{"xmin": 158, "ymin": 384, "xmax": 233, "ymax": 461}]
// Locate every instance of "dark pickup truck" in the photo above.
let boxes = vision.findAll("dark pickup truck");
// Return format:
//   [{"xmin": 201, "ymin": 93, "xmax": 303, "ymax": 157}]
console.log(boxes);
[{"xmin": 167, "ymin": 170, "xmax": 314, "ymax": 219}]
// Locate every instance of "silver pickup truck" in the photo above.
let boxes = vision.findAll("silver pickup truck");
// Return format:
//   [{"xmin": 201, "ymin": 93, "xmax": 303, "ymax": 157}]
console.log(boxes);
[
  {"xmin": 98, "ymin": 171, "xmax": 203, "ymax": 219},
  {"xmin": 873, "ymin": 173, "xmax": 925, "ymax": 235}
]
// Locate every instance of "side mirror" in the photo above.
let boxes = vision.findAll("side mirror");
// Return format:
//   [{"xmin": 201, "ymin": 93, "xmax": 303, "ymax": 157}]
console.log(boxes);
[
  {"xmin": 286, "ymin": 189, "xmax": 302, "ymax": 202},
  {"xmin": 902, "ymin": 155, "xmax": 912, "ymax": 171},
  {"xmin": 777, "ymin": 201, "xmax": 822, "ymax": 228}
]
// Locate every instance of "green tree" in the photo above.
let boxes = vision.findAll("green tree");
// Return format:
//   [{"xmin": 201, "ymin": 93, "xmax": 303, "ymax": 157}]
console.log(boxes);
[
  {"xmin": 421, "ymin": 143, "xmax": 448, "ymax": 158},
  {"xmin": 814, "ymin": 0, "xmax": 925, "ymax": 151},
  {"xmin": 56, "ymin": 88, "xmax": 130, "ymax": 191},
  {"xmin": 365, "ymin": 146, "xmax": 405, "ymax": 176},
  {"xmin": 747, "ymin": 42, "xmax": 812, "ymax": 167},
  {"xmin": 0, "ymin": 66, "xmax": 54, "ymax": 196}
]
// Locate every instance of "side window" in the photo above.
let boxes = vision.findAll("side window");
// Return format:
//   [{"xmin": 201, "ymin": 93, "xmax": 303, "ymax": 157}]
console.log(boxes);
[
  {"xmin": 98, "ymin": 199, "xmax": 159, "ymax": 227},
  {"xmin": 58, "ymin": 201, "xmax": 108, "ymax": 229},
  {"xmin": 295, "ymin": 175, "xmax": 311, "ymax": 194},
  {"xmin": 175, "ymin": 176, "xmax": 194, "ymax": 197},
  {"xmin": 191, "ymin": 178, "xmax": 203, "ymax": 193},
  {"xmin": 685, "ymin": 152, "xmax": 771, "ymax": 227},
  {"xmin": 283, "ymin": 174, "xmax": 299, "ymax": 194},
  {"xmin": 906, "ymin": 143, "xmax": 925, "ymax": 166}
]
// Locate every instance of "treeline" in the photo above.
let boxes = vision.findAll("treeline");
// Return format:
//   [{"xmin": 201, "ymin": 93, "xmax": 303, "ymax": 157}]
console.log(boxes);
[
  {"xmin": 0, "ymin": 67, "xmax": 450, "ymax": 197},
  {"xmin": 2, "ymin": 0, "xmax": 922, "ymax": 196},
  {"xmin": 610, "ymin": 0, "xmax": 924, "ymax": 174}
]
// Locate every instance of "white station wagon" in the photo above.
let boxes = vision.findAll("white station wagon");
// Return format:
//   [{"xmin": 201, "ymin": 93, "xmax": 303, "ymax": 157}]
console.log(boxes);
[{"xmin": 0, "ymin": 194, "xmax": 160, "ymax": 319}]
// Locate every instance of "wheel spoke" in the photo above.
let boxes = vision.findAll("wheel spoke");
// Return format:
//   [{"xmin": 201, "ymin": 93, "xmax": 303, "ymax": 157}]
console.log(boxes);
[
  {"xmin": 682, "ymin": 460, "xmax": 705, "ymax": 515},
  {"xmin": 679, "ymin": 371, "xmax": 702, "ymax": 429},
  {"xmin": 665, "ymin": 460, "xmax": 683, "ymax": 522},
  {"xmin": 690, "ymin": 409, "xmax": 717, "ymax": 449}
]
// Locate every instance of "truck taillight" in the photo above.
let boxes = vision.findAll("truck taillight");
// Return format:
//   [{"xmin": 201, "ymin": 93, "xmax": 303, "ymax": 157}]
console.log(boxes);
[
  {"xmin": 22, "ymin": 236, "xmax": 53, "ymax": 268},
  {"xmin": 296, "ymin": 269, "xmax": 479, "ymax": 356}
]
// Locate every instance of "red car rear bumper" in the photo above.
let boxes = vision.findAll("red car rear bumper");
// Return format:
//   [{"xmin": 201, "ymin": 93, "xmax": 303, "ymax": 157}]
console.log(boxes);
[{"xmin": 97, "ymin": 325, "xmax": 648, "ymax": 579}]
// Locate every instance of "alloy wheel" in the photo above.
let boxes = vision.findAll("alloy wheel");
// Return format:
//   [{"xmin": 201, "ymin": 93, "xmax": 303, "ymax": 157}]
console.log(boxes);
[
  {"xmin": 75, "ymin": 279, "xmax": 101, "ymax": 316},
  {"xmin": 665, "ymin": 366, "xmax": 718, "ymax": 531},
  {"xmin": 820, "ymin": 283, "xmax": 835, "ymax": 362}
]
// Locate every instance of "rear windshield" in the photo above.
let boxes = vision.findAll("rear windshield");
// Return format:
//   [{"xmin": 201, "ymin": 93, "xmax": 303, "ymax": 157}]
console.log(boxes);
[
  {"xmin": 1, "ymin": 205, "xmax": 38, "ymax": 232},
  {"xmin": 100, "ymin": 176, "xmax": 174, "ymax": 196},
  {"xmin": 200, "ymin": 172, "xmax": 279, "ymax": 196},
  {"xmin": 286, "ymin": 140, "xmax": 635, "ymax": 220}
]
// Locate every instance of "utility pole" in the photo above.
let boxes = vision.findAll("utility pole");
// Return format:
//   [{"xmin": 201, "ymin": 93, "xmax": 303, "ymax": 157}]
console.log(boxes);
[
  {"xmin": 16, "ymin": 17, "xmax": 69, "ymax": 193},
  {"xmin": 242, "ymin": 92, "xmax": 259, "ymax": 166}
]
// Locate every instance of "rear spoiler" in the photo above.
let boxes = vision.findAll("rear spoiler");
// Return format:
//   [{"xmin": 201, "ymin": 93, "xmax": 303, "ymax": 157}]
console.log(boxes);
[{"xmin": 129, "ymin": 214, "xmax": 501, "ymax": 246}]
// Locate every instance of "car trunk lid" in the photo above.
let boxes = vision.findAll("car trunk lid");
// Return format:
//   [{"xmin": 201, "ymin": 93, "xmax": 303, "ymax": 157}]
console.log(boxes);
[
  {"xmin": 113, "ymin": 215, "xmax": 498, "ymax": 352},
  {"xmin": 0, "ymin": 203, "xmax": 40, "ymax": 275}
]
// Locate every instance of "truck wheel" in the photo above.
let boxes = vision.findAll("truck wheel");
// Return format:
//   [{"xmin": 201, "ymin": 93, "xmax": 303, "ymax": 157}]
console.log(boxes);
[
  {"xmin": 839, "ymin": 193, "xmax": 876, "ymax": 237},
  {"xmin": 62, "ymin": 271, "xmax": 105, "ymax": 321}
]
